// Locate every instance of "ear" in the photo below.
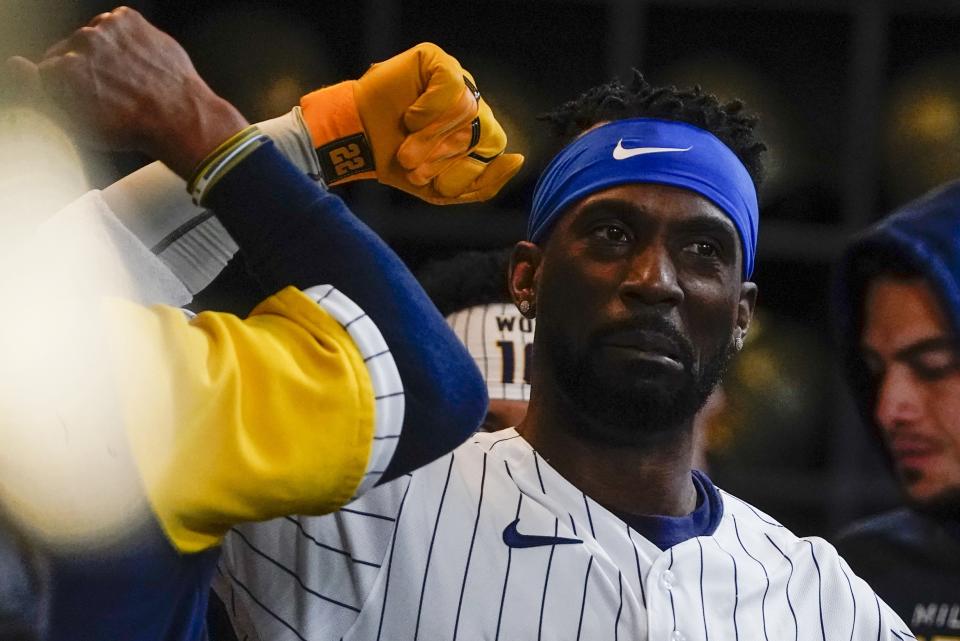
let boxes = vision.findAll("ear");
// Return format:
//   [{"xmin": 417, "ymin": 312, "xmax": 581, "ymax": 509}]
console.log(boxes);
[
  {"xmin": 509, "ymin": 241, "xmax": 542, "ymax": 317},
  {"xmin": 737, "ymin": 281, "xmax": 758, "ymax": 337}
]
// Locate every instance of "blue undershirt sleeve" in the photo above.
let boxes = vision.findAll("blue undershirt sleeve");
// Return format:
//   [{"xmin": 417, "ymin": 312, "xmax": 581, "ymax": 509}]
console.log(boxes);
[{"xmin": 202, "ymin": 141, "xmax": 487, "ymax": 482}]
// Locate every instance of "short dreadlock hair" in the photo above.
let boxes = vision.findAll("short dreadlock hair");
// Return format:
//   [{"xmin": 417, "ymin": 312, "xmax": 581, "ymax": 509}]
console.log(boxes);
[
  {"xmin": 416, "ymin": 248, "xmax": 513, "ymax": 317},
  {"xmin": 539, "ymin": 70, "xmax": 767, "ymax": 189}
]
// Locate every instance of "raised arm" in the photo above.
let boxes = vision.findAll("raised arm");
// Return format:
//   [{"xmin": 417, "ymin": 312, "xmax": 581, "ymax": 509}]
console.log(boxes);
[
  {"xmin": 1, "ymin": 8, "xmax": 504, "ymax": 637},
  {"xmin": 11, "ymin": 6, "xmax": 520, "ymax": 483},
  {"xmin": 93, "ymin": 40, "xmax": 524, "ymax": 298}
]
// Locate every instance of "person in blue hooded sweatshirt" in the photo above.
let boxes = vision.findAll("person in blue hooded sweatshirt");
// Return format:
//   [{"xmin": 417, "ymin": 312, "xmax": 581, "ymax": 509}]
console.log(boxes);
[{"xmin": 834, "ymin": 183, "xmax": 960, "ymax": 640}]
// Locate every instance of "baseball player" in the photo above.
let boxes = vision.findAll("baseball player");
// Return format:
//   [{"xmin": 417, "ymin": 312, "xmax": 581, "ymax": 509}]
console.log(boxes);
[
  {"xmin": 111, "ymin": 69, "xmax": 914, "ymax": 638},
  {"xmin": 2, "ymin": 8, "xmax": 523, "ymax": 640},
  {"xmin": 833, "ymin": 182, "xmax": 960, "ymax": 640}
]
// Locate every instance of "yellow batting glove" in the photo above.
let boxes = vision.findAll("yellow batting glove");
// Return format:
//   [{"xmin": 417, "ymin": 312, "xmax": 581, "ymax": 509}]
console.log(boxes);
[{"xmin": 299, "ymin": 43, "xmax": 523, "ymax": 205}]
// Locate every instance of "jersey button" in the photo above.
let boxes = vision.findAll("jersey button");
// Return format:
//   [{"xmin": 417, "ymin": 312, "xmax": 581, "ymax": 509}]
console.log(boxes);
[
  {"xmin": 671, "ymin": 630, "xmax": 687, "ymax": 641},
  {"xmin": 659, "ymin": 569, "xmax": 676, "ymax": 591}
]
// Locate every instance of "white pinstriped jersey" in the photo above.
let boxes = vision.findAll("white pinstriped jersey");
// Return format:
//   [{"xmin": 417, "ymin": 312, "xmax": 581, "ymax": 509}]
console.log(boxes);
[
  {"xmin": 446, "ymin": 303, "xmax": 535, "ymax": 402},
  {"xmin": 215, "ymin": 428, "xmax": 912, "ymax": 641}
]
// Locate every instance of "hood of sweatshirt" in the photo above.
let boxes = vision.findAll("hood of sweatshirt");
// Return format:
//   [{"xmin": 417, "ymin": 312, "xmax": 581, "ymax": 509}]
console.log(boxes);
[{"xmin": 834, "ymin": 180, "xmax": 960, "ymax": 441}]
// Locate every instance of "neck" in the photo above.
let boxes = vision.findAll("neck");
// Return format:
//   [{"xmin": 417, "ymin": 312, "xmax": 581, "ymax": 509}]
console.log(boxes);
[{"xmin": 516, "ymin": 378, "xmax": 698, "ymax": 517}]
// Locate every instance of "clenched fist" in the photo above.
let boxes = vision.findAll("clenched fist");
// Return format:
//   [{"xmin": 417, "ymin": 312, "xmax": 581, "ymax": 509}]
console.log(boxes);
[{"xmin": 5, "ymin": 7, "xmax": 248, "ymax": 178}]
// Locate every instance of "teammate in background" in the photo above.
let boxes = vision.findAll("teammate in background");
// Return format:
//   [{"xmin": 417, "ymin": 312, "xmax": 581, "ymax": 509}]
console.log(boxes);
[
  {"xmin": 3, "ymin": 7, "xmax": 522, "ymax": 639},
  {"xmin": 834, "ymin": 182, "xmax": 960, "ymax": 640},
  {"xmin": 418, "ymin": 248, "xmax": 534, "ymax": 431},
  {"xmin": 197, "ymin": 74, "xmax": 910, "ymax": 639}
]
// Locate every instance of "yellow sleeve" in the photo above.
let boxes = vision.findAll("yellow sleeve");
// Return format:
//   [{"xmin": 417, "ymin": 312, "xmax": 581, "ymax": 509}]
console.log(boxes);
[{"xmin": 106, "ymin": 286, "xmax": 375, "ymax": 553}]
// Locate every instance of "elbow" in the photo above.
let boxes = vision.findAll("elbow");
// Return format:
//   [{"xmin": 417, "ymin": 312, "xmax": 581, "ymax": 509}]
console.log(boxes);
[
  {"xmin": 378, "ymin": 334, "xmax": 487, "ymax": 482},
  {"xmin": 406, "ymin": 335, "xmax": 487, "ymax": 442},
  {"xmin": 432, "ymin": 340, "xmax": 488, "ymax": 435}
]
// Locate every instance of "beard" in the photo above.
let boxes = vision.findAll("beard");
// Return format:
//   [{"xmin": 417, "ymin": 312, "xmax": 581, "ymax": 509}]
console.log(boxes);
[
  {"xmin": 905, "ymin": 483, "xmax": 960, "ymax": 523},
  {"xmin": 542, "ymin": 314, "xmax": 734, "ymax": 443}
]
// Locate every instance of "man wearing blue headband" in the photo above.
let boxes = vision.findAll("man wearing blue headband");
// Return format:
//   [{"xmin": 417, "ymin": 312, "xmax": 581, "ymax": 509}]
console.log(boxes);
[{"xmin": 87, "ymin": 72, "xmax": 908, "ymax": 639}]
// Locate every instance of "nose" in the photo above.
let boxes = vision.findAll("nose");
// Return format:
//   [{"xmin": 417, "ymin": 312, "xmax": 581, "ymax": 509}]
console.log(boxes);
[
  {"xmin": 618, "ymin": 242, "xmax": 684, "ymax": 307},
  {"xmin": 874, "ymin": 365, "xmax": 923, "ymax": 432}
]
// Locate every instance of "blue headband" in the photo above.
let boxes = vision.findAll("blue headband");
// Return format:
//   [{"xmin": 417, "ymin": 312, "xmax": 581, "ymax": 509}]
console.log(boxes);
[{"xmin": 528, "ymin": 118, "xmax": 759, "ymax": 279}]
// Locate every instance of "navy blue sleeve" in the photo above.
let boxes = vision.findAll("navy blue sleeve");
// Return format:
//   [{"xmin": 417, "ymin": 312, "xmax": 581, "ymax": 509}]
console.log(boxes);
[
  {"xmin": 203, "ymin": 141, "xmax": 487, "ymax": 482},
  {"xmin": 46, "ymin": 522, "xmax": 220, "ymax": 641},
  {"xmin": 187, "ymin": 252, "xmax": 266, "ymax": 318}
]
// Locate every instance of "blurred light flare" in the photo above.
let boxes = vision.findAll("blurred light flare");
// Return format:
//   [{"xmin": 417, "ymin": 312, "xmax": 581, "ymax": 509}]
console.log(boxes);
[
  {"xmin": 259, "ymin": 76, "xmax": 310, "ymax": 121},
  {"xmin": 0, "ymin": 108, "xmax": 153, "ymax": 552},
  {"xmin": 904, "ymin": 93, "xmax": 960, "ymax": 140},
  {"xmin": 885, "ymin": 55, "xmax": 960, "ymax": 204}
]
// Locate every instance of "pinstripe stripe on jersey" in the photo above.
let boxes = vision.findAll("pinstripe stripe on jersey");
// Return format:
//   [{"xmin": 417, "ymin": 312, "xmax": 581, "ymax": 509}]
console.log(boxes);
[
  {"xmin": 840, "ymin": 559, "xmax": 859, "ymax": 641},
  {"xmin": 575, "ymin": 556, "xmax": 595, "ymax": 641},
  {"xmin": 668, "ymin": 548, "xmax": 678, "ymax": 631},
  {"xmin": 629, "ymin": 524, "xmax": 648, "ymax": 607},
  {"xmin": 766, "ymin": 533, "xmax": 799, "ymax": 641},
  {"xmin": 713, "ymin": 535, "xmax": 740, "ymax": 641},
  {"xmin": 223, "ymin": 563, "xmax": 309, "ymax": 641},
  {"xmin": 806, "ymin": 540, "xmax": 827, "ymax": 641},
  {"xmin": 698, "ymin": 538, "xmax": 709, "ymax": 641},
  {"xmin": 413, "ymin": 453, "xmax": 455, "ymax": 640},
  {"xmin": 583, "ymin": 493, "xmax": 597, "ymax": 538},
  {"xmin": 614, "ymin": 571, "xmax": 624, "ymax": 641},
  {"xmin": 494, "ymin": 493, "xmax": 523, "ymax": 641},
  {"xmin": 726, "ymin": 492, "xmax": 785, "ymax": 528},
  {"xmin": 375, "ymin": 480, "xmax": 410, "ymax": 641},
  {"xmin": 875, "ymin": 593, "xmax": 882, "ymax": 641},
  {"xmin": 732, "ymin": 512, "xmax": 771, "ymax": 641},
  {"xmin": 338, "ymin": 507, "xmax": 395, "ymax": 521},
  {"xmin": 537, "ymin": 518, "xmax": 559, "ymax": 641},
  {"xmin": 487, "ymin": 434, "xmax": 520, "ymax": 450},
  {"xmin": 452, "ymin": 452, "xmax": 487, "ymax": 641},
  {"xmin": 480, "ymin": 305, "xmax": 490, "ymax": 392},
  {"xmin": 533, "ymin": 451, "xmax": 546, "ymax": 493},
  {"xmin": 283, "ymin": 517, "xmax": 381, "ymax": 568}
]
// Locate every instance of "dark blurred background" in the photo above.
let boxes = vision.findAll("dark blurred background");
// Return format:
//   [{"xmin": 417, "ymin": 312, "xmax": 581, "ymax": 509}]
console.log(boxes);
[{"xmin": 5, "ymin": 0, "xmax": 960, "ymax": 538}]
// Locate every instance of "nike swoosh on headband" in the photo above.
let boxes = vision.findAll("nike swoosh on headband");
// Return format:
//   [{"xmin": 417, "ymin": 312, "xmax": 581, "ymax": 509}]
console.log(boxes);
[
  {"xmin": 502, "ymin": 518, "xmax": 583, "ymax": 549},
  {"xmin": 612, "ymin": 139, "xmax": 693, "ymax": 160}
]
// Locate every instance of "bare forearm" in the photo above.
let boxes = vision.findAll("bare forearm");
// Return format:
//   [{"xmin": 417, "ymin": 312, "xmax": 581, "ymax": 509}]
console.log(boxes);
[
  {"xmin": 143, "ymin": 78, "xmax": 248, "ymax": 180},
  {"xmin": 9, "ymin": 7, "xmax": 248, "ymax": 182}
]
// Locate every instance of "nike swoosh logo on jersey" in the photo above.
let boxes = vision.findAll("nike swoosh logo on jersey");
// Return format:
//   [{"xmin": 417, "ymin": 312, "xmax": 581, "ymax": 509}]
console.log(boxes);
[
  {"xmin": 502, "ymin": 518, "xmax": 583, "ymax": 549},
  {"xmin": 612, "ymin": 139, "xmax": 693, "ymax": 160}
]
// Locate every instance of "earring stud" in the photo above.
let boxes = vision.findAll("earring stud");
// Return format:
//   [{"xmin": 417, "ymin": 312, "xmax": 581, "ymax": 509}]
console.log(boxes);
[{"xmin": 519, "ymin": 300, "xmax": 531, "ymax": 315}]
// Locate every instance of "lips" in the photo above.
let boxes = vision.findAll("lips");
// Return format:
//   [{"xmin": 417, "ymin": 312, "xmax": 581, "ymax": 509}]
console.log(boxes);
[
  {"xmin": 600, "ymin": 330, "xmax": 685, "ymax": 372},
  {"xmin": 888, "ymin": 433, "xmax": 941, "ymax": 469}
]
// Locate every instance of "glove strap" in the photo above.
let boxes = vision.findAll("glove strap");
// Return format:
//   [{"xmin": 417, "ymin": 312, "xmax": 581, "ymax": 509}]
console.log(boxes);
[{"xmin": 300, "ymin": 82, "xmax": 376, "ymax": 184}]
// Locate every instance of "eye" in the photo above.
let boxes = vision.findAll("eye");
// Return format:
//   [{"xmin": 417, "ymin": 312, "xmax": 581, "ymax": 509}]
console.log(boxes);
[
  {"xmin": 683, "ymin": 240, "xmax": 721, "ymax": 258},
  {"xmin": 862, "ymin": 353, "xmax": 884, "ymax": 380},
  {"xmin": 908, "ymin": 351, "xmax": 959, "ymax": 381},
  {"xmin": 589, "ymin": 224, "xmax": 631, "ymax": 244}
]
